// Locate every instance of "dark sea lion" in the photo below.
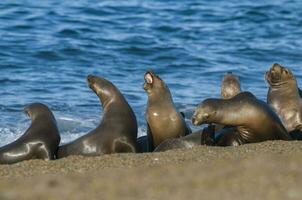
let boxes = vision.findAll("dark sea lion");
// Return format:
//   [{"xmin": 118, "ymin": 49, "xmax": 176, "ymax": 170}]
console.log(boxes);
[
  {"xmin": 57, "ymin": 75, "xmax": 137, "ymax": 158},
  {"xmin": 221, "ymin": 72, "xmax": 241, "ymax": 99},
  {"xmin": 0, "ymin": 103, "xmax": 60, "ymax": 164},
  {"xmin": 143, "ymin": 70, "xmax": 191, "ymax": 151},
  {"xmin": 265, "ymin": 63, "xmax": 302, "ymax": 139},
  {"xmin": 154, "ymin": 124, "xmax": 217, "ymax": 152},
  {"xmin": 192, "ymin": 92, "xmax": 291, "ymax": 145}
]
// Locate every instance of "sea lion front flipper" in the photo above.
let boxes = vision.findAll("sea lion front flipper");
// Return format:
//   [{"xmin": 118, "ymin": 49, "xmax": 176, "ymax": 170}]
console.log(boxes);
[
  {"xmin": 147, "ymin": 123, "xmax": 154, "ymax": 152},
  {"xmin": 180, "ymin": 112, "xmax": 185, "ymax": 118},
  {"xmin": 298, "ymin": 88, "xmax": 302, "ymax": 98},
  {"xmin": 201, "ymin": 125, "xmax": 215, "ymax": 146},
  {"xmin": 179, "ymin": 111, "xmax": 192, "ymax": 135}
]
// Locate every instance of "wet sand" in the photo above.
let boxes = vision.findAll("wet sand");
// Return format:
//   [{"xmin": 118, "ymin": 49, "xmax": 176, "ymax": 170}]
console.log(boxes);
[{"xmin": 1, "ymin": 141, "xmax": 302, "ymax": 200}]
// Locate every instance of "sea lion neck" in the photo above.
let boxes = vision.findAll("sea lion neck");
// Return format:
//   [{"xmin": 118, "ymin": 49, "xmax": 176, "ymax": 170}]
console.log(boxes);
[
  {"xmin": 24, "ymin": 104, "xmax": 55, "ymax": 123},
  {"xmin": 147, "ymin": 86, "xmax": 173, "ymax": 105},
  {"xmin": 270, "ymin": 79, "xmax": 299, "ymax": 95},
  {"xmin": 98, "ymin": 89, "xmax": 127, "ymax": 113}
]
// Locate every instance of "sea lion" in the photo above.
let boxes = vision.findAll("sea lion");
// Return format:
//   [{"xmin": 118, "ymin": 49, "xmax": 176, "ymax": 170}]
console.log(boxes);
[
  {"xmin": 154, "ymin": 125, "xmax": 215, "ymax": 152},
  {"xmin": 265, "ymin": 63, "xmax": 302, "ymax": 139},
  {"xmin": 221, "ymin": 72, "xmax": 241, "ymax": 99},
  {"xmin": 192, "ymin": 92, "xmax": 291, "ymax": 145},
  {"xmin": 0, "ymin": 103, "xmax": 60, "ymax": 164},
  {"xmin": 57, "ymin": 75, "xmax": 137, "ymax": 158},
  {"xmin": 144, "ymin": 70, "xmax": 191, "ymax": 151},
  {"xmin": 153, "ymin": 72, "xmax": 243, "ymax": 151}
]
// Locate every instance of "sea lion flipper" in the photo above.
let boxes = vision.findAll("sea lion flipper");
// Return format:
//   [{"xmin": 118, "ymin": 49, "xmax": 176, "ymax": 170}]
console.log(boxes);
[
  {"xmin": 147, "ymin": 123, "xmax": 154, "ymax": 152},
  {"xmin": 180, "ymin": 112, "xmax": 185, "ymax": 118},
  {"xmin": 298, "ymin": 88, "xmax": 302, "ymax": 98},
  {"xmin": 179, "ymin": 111, "xmax": 192, "ymax": 135},
  {"xmin": 201, "ymin": 125, "xmax": 215, "ymax": 145},
  {"xmin": 113, "ymin": 138, "xmax": 136, "ymax": 153}
]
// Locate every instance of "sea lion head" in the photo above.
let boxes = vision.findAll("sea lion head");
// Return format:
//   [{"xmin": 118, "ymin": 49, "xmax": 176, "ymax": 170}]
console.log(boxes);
[
  {"xmin": 192, "ymin": 99, "xmax": 218, "ymax": 126},
  {"xmin": 265, "ymin": 63, "xmax": 295, "ymax": 87},
  {"xmin": 221, "ymin": 72, "xmax": 241, "ymax": 99},
  {"xmin": 143, "ymin": 70, "xmax": 170, "ymax": 97},
  {"xmin": 87, "ymin": 75, "xmax": 119, "ymax": 106},
  {"xmin": 24, "ymin": 103, "xmax": 53, "ymax": 121}
]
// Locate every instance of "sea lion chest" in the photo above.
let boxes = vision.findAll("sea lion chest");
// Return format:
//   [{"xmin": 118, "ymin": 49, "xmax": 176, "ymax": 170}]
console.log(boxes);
[{"xmin": 147, "ymin": 106, "xmax": 184, "ymax": 146}]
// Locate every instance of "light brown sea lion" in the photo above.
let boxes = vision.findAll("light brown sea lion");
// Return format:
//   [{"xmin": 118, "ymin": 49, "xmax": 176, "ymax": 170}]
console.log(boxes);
[
  {"xmin": 265, "ymin": 63, "xmax": 302, "ymax": 139},
  {"xmin": 221, "ymin": 72, "xmax": 241, "ymax": 99},
  {"xmin": 143, "ymin": 70, "xmax": 191, "ymax": 151},
  {"xmin": 0, "ymin": 103, "xmax": 60, "ymax": 164},
  {"xmin": 57, "ymin": 75, "xmax": 137, "ymax": 158},
  {"xmin": 192, "ymin": 92, "xmax": 291, "ymax": 145}
]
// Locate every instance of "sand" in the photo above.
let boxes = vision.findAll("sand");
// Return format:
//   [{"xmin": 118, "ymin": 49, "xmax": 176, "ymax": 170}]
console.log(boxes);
[{"xmin": 0, "ymin": 141, "xmax": 302, "ymax": 200}]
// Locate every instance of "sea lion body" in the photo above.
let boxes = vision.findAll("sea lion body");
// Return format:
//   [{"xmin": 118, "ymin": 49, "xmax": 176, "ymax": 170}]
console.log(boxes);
[
  {"xmin": 144, "ymin": 70, "xmax": 191, "ymax": 151},
  {"xmin": 265, "ymin": 63, "xmax": 302, "ymax": 138},
  {"xmin": 192, "ymin": 92, "xmax": 291, "ymax": 144},
  {"xmin": 57, "ymin": 75, "xmax": 137, "ymax": 158},
  {"xmin": 0, "ymin": 103, "xmax": 60, "ymax": 164}
]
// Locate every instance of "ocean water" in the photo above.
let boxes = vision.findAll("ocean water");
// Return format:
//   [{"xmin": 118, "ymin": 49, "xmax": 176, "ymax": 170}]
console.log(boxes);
[{"xmin": 0, "ymin": 0, "xmax": 302, "ymax": 146}]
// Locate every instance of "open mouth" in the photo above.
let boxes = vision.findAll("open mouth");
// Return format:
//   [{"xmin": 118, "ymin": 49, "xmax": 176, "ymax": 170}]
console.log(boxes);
[
  {"xmin": 143, "ymin": 71, "xmax": 154, "ymax": 91},
  {"xmin": 144, "ymin": 72, "xmax": 153, "ymax": 84}
]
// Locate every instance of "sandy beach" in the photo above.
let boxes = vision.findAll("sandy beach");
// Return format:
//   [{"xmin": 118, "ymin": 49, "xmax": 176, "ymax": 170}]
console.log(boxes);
[{"xmin": 0, "ymin": 141, "xmax": 301, "ymax": 200}]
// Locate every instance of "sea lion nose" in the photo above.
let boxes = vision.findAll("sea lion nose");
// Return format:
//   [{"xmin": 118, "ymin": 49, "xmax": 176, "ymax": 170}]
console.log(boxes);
[
  {"xmin": 271, "ymin": 63, "xmax": 281, "ymax": 71},
  {"xmin": 192, "ymin": 117, "xmax": 197, "ymax": 125},
  {"xmin": 87, "ymin": 75, "xmax": 95, "ymax": 83}
]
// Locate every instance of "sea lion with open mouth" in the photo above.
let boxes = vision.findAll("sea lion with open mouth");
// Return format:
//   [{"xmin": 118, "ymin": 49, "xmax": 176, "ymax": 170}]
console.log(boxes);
[{"xmin": 143, "ymin": 70, "xmax": 191, "ymax": 151}]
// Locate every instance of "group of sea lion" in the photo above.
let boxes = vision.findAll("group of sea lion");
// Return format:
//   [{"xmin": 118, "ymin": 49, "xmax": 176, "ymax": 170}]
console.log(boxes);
[{"xmin": 0, "ymin": 63, "xmax": 301, "ymax": 164}]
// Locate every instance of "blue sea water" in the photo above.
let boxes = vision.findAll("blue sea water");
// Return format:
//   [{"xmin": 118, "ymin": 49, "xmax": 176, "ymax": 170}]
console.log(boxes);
[{"xmin": 0, "ymin": 0, "xmax": 302, "ymax": 146}]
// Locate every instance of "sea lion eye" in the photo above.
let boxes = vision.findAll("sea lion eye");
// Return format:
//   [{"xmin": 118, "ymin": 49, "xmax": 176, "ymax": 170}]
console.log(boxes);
[{"xmin": 202, "ymin": 113, "xmax": 209, "ymax": 119}]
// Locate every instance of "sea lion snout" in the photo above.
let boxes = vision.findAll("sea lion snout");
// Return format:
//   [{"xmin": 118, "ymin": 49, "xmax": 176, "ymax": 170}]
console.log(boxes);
[
  {"xmin": 271, "ymin": 63, "xmax": 282, "ymax": 72},
  {"xmin": 87, "ymin": 74, "xmax": 96, "ymax": 84},
  {"xmin": 87, "ymin": 74, "xmax": 100, "ymax": 92},
  {"xmin": 192, "ymin": 112, "xmax": 208, "ymax": 126},
  {"xmin": 266, "ymin": 64, "xmax": 282, "ymax": 84},
  {"xmin": 191, "ymin": 116, "xmax": 198, "ymax": 125},
  {"xmin": 143, "ymin": 71, "xmax": 155, "ymax": 91}
]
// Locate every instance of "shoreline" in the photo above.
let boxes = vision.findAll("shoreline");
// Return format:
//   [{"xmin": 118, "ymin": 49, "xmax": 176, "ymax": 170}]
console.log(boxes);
[{"xmin": 1, "ymin": 141, "xmax": 302, "ymax": 200}]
